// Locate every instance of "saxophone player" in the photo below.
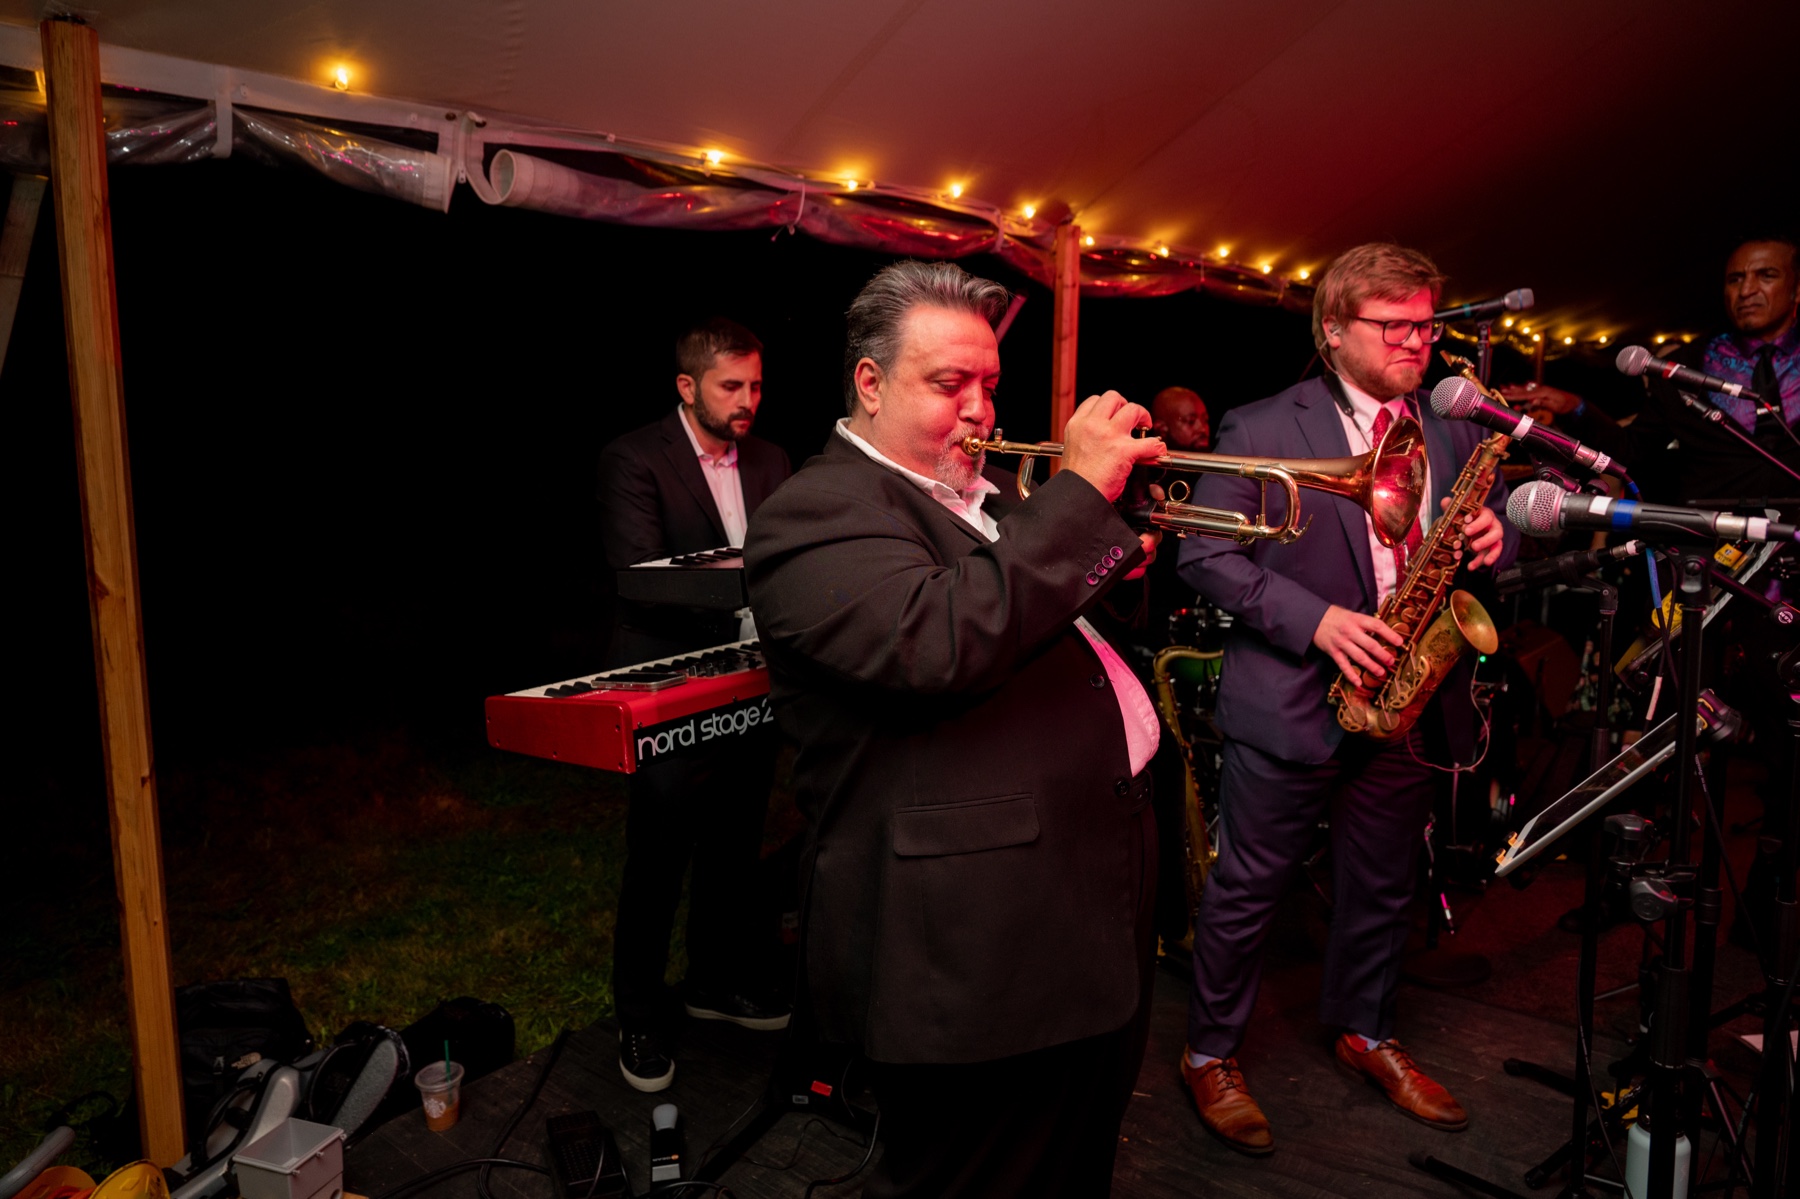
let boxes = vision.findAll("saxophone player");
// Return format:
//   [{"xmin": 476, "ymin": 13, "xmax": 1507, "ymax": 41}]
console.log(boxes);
[{"xmin": 1173, "ymin": 243, "xmax": 1517, "ymax": 1154}]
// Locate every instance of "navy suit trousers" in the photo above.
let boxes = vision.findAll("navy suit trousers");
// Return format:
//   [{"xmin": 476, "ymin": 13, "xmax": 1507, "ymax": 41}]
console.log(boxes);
[{"xmin": 1188, "ymin": 727, "xmax": 1435, "ymax": 1057}]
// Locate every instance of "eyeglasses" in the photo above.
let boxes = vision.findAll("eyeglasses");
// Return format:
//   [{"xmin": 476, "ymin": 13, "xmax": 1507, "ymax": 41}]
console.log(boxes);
[{"xmin": 1349, "ymin": 316, "xmax": 1446, "ymax": 346}]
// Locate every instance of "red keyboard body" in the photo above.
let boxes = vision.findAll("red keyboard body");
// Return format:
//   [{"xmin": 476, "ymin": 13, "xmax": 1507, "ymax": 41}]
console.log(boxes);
[{"xmin": 485, "ymin": 641, "xmax": 771, "ymax": 773}]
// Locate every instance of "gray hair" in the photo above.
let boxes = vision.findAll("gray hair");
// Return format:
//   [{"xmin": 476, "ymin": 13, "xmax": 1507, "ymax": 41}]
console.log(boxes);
[{"xmin": 843, "ymin": 260, "xmax": 1012, "ymax": 413}]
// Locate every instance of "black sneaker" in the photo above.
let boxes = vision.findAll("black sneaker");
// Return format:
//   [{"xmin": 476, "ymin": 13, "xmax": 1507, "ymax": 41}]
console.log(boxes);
[
  {"xmin": 684, "ymin": 987, "xmax": 791, "ymax": 1031},
  {"xmin": 619, "ymin": 1028, "xmax": 675, "ymax": 1092}
]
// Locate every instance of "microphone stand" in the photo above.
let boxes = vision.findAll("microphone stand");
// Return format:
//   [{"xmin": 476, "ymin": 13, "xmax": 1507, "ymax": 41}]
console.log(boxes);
[
  {"xmin": 1639, "ymin": 546, "xmax": 1709, "ymax": 1199},
  {"xmin": 1504, "ymin": 569, "xmax": 1625, "ymax": 1198},
  {"xmin": 1477, "ymin": 320, "xmax": 1495, "ymax": 386},
  {"xmin": 1673, "ymin": 568, "xmax": 1800, "ymax": 1198},
  {"xmin": 1677, "ymin": 393, "xmax": 1800, "ymax": 490},
  {"xmin": 1412, "ymin": 568, "xmax": 1623, "ymax": 1199},
  {"xmin": 1750, "ymin": 684, "xmax": 1799, "ymax": 1198}
]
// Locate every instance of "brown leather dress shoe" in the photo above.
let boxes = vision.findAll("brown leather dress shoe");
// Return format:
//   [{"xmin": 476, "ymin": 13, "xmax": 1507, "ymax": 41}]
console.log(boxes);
[
  {"xmin": 1334, "ymin": 1035, "xmax": 1469, "ymax": 1130},
  {"xmin": 1179, "ymin": 1054, "xmax": 1274, "ymax": 1155}
]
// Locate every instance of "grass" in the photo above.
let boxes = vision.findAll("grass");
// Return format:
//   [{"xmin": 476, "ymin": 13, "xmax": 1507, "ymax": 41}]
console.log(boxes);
[{"xmin": 1, "ymin": 728, "xmax": 803, "ymax": 1177}]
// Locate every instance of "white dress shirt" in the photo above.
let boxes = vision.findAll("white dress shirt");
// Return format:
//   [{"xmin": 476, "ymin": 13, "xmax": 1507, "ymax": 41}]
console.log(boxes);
[
  {"xmin": 1332, "ymin": 378, "xmax": 1433, "ymax": 608},
  {"xmin": 676, "ymin": 404, "xmax": 749, "ymax": 547},
  {"xmin": 677, "ymin": 404, "xmax": 755, "ymax": 637},
  {"xmin": 834, "ymin": 420, "xmax": 1160, "ymax": 775}
]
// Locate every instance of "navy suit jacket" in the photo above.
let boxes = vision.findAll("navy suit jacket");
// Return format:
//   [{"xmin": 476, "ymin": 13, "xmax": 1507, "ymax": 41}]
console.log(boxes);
[{"xmin": 1176, "ymin": 376, "xmax": 1519, "ymax": 766}]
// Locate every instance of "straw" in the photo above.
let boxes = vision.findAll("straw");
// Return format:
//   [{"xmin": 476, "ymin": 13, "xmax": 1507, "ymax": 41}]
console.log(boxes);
[{"xmin": 444, "ymin": 1039, "xmax": 452, "ymax": 1083}]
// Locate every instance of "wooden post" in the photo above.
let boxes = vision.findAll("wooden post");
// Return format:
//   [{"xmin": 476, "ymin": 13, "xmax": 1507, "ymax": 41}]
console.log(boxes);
[
  {"xmin": 41, "ymin": 17, "xmax": 184, "ymax": 1166},
  {"xmin": 0, "ymin": 174, "xmax": 46, "ymax": 370},
  {"xmin": 1050, "ymin": 222, "xmax": 1082, "ymax": 442}
]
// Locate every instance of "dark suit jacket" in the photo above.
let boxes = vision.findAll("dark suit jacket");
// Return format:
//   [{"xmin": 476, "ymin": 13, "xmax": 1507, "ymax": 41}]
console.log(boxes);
[
  {"xmin": 744, "ymin": 433, "xmax": 1152, "ymax": 1065},
  {"xmin": 598, "ymin": 409, "xmax": 791, "ymax": 663},
  {"xmin": 1177, "ymin": 376, "xmax": 1519, "ymax": 766}
]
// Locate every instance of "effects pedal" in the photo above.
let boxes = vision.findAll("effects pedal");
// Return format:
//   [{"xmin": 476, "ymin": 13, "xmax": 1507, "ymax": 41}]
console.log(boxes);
[{"xmin": 545, "ymin": 1111, "xmax": 626, "ymax": 1199}]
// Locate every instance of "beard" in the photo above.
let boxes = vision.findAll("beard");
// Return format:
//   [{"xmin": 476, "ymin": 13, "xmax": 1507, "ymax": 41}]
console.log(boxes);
[
  {"xmin": 932, "ymin": 434, "xmax": 984, "ymax": 491},
  {"xmin": 694, "ymin": 404, "xmax": 753, "ymax": 443},
  {"xmin": 1341, "ymin": 350, "xmax": 1426, "ymax": 400}
]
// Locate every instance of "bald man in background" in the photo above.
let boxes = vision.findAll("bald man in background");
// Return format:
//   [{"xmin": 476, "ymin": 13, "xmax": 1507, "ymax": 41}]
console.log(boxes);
[{"xmin": 1152, "ymin": 386, "xmax": 1212, "ymax": 453}]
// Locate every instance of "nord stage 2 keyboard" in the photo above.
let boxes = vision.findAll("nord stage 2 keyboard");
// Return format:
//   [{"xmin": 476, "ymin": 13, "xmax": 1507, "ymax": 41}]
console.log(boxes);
[{"xmin": 485, "ymin": 640, "xmax": 770, "ymax": 773}]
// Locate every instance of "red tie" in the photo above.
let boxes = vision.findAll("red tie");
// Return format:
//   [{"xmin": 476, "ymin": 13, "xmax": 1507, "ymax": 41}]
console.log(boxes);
[{"xmin": 1369, "ymin": 402, "xmax": 1424, "ymax": 577}]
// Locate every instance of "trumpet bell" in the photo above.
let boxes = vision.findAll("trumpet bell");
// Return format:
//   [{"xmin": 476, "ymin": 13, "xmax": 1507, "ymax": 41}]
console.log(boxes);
[{"xmin": 1366, "ymin": 415, "xmax": 1428, "ymax": 548}]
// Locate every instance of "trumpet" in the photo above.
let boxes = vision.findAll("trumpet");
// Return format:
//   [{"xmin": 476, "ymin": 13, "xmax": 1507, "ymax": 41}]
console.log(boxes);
[{"xmin": 961, "ymin": 416, "xmax": 1427, "ymax": 545}]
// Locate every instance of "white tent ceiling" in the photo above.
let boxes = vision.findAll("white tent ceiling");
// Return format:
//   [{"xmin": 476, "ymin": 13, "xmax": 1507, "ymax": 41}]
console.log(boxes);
[{"xmin": 2, "ymin": 0, "xmax": 1792, "ymax": 345}]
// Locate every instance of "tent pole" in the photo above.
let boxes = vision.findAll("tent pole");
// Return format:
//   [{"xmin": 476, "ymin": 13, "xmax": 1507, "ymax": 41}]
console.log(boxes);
[
  {"xmin": 0, "ymin": 174, "xmax": 45, "ymax": 371},
  {"xmin": 41, "ymin": 17, "xmax": 184, "ymax": 1167},
  {"xmin": 1050, "ymin": 222, "xmax": 1082, "ymax": 444}
]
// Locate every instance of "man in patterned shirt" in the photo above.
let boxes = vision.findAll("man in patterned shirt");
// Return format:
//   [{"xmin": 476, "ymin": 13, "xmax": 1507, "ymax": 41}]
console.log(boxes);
[{"xmin": 1499, "ymin": 235, "xmax": 1799, "ymax": 514}]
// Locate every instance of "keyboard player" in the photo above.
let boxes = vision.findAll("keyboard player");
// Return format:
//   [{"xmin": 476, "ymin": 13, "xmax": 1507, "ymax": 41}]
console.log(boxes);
[{"xmin": 596, "ymin": 317, "xmax": 793, "ymax": 1091}]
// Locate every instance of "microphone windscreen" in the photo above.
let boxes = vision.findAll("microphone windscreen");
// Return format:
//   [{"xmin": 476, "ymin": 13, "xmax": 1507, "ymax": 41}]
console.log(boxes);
[
  {"xmin": 1506, "ymin": 288, "xmax": 1534, "ymax": 311},
  {"xmin": 1616, "ymin": 345, "xmax": 1652, "ymax": 377},
  {"xmin": 1506, "ymin": 481, "xmax": 1565, "ymax": 536},
  {"xmin": 1430, "ymin": 376, "xmax": 1483, "ymax": 420}
]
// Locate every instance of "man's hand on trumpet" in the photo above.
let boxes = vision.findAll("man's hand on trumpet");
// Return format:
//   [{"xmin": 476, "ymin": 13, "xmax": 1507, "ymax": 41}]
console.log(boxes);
[{"xmin": 1062, "ymin": 391, "xmax": 1167, "ymax": 503}]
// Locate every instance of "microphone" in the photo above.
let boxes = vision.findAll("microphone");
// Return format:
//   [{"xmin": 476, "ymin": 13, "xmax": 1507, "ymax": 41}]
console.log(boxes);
[
  {"xmin": 1494, "ymin": 540, "xmax": 1644, "ymax": 594},
  {"xmin": 1506, "ymin": 480, "xmax": 1799, "ymax": 543},
  {"xmin": 1431, "ymin": 376, "xmax": 1631, "ymax": 482},
  {"xmin": 1616, "ymin": 344, "xmax": 1768, "ymax": 404},
  {"xmin": 1434, "ymin": 289, "xmax": 1534, "ymax": 323},
  {"xmin": 1432, "ymin": 289, "xmax": 1533, "ymax": 322}
]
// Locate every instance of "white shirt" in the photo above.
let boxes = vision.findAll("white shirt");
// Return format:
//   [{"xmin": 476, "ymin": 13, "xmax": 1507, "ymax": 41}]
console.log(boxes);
[
  {"xmin": 677, "ymin": 404, "xmax": 755, "ymax": 637},
  {"xmin": 834, "ymin": 420, "xmax": 1161, "ymax": 775},
  {"xmin": 1332, "ymin": 378, "xmax": 1433, "ymax": 607},
  {"xmin": 676, "ymin": 404, "xmax": 749, "ymax": 547}
]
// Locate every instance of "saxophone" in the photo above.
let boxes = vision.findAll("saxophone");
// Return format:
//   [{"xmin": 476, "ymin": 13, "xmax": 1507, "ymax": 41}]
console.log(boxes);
[
  {"xmin": 1330, "ymin": 353, "xmax": 1507, "ymax": 741},
  {"xmin": 1152, "ymin": 645, "xmax": 1222, "ymax": 919}
]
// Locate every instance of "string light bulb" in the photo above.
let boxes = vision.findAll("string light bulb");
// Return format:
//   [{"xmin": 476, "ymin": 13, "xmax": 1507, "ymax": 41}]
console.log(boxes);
[
  {"xmin": 1216, "ymin": 246, "xmax": 1230, "ymax": 260},
  {"xmin": 1157, "ymin": 245, "xmax": 1171, "ymax": 258},
  {"xmin": 1563, "ymin": 336, "xmax": 1574, "ymax": 346},
  {"xmin": 1655, "ymin": 335, "xmax": 1667, "ymax": 344},
  {"xmin": 705, "ymin": 150, "xmax": 724, "ymax": 166},
  {"xmin": 1021, "ymin": 204, "xmax": 1037, "ymax": 219},
  {"xmin": 1082, "ymin": 235, "xmax": 1095, "ymax": 247},
  {"xmin": 948, "ymin": 182, "xmax": 964, "ymax": 199},
  {"xmin": 1297, "ymin": 268, "xmax": 1311, "ymax": 281},
  {"xmin": 843, "ymin": 179, "xmax": 859, "ymax": 191},
  {"xmin": 1502, "ymin": 317, "xmax": 1515, "ymax": 328},
  {"xmin": 331, "ymin": 65, "xmax": 351, "ymax": 91},
  {"xmin": 1259, "ymin": 263, "xmax": 1272, "ymax": 274},
  {"xmin": 1532, "ymin": 333, "xmax": 1543, "ymax": 342},
  {"xmin": 1598, "ymin": 335, "xmax": 1608, "ymax": 345}
]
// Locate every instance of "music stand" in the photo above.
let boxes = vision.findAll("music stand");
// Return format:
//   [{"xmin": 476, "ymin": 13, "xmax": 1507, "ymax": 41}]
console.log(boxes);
[{"xmin": 1494, "ymin": 710, "xmax": 1701, "ymax": 880}]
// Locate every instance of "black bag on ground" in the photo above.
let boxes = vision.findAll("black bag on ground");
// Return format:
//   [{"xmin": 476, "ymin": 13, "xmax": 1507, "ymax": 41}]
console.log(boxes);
[
  {"xmin": 174, "ymin": 979, "xmax": 314, "ymax": 1152},
  {"xmin": 363, "ymin": 997, "xmax": 517, "ymax": 1130}
]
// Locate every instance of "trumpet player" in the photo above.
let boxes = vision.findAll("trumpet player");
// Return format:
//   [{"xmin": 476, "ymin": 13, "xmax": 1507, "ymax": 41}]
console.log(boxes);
[
  {"xmin": 1174, "ymin": 243, "xmax": 1518, "ymax": 1153},
  {"xmin": 746, "ymin": 260, "xmax": 1167, "ymax": 1197}
]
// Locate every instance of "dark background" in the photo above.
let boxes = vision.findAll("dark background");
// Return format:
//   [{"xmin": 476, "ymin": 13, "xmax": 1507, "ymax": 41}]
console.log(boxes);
[{"xmin": 6, "ymin": 156, "xmax": 1637, "ymax": 814}]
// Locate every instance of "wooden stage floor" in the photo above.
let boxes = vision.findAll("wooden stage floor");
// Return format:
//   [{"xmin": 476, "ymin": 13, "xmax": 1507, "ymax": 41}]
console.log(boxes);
[{"xmin": 346, "ymin": 955, "xmax": 1664, "ymax": 1198}]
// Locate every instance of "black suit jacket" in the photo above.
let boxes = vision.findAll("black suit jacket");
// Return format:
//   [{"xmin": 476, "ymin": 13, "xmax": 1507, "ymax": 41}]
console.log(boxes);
[
  {"xmin": 744, "ymin": 433, "xmax": 1152, "ymax": 1065},
  {"xmin": 598, "ymin": 409, "xmax": 791, "ymax": 663}
]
